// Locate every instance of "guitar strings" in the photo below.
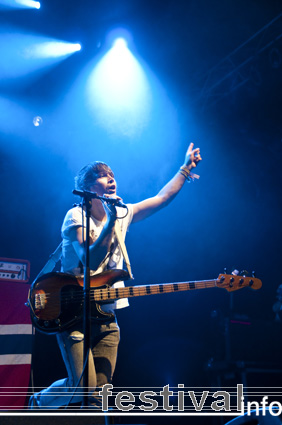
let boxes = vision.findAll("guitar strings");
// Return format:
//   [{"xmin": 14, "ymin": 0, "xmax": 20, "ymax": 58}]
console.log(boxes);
[
  {"xmin": 35, "ymin": 281, "xmax": 218, "ymax": 299},
  {"xmin": 32, "ymin": 273, "xmax": 259, "ymax": 313},
  {"xmin": 32, "ymin": 280, "xmax": 230, "ymax": 307}
]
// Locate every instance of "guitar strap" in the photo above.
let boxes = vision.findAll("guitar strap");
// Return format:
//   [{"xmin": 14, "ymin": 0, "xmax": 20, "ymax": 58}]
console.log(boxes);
[
  {"xmin": 33, "ymin": 220, "xmax": 133, "ymax": 280},
  {"xmin": 32, "ymin": 242, "xmax": 63, "ymax": 282},
  {"xmin": 114, "ymin": 219, "xmax": 134, "ymax": 279}
]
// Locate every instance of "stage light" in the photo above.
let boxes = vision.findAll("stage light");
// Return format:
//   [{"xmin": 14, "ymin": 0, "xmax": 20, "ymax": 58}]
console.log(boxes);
[
  {"xmin": 106, "ymin": 28, "xmax": 132, "ymax": 50},
  {"xmin": 25, "ymin": 41, "xmax": 82, "ymax": 58},
  {"xmin": 73, "ymin": 43, "xmax": 82, "ymax": 52},
  {"xmin": 0, "ymin": 0, "xmax": 40, "ymax": 8},
  {"xmin": 86, "ymin": 32, "xmax": 151, "ymax": 137},
  {"xmin": 16, "ymin": 0, "xmax": 41, "ymax": 8},
  {"xmin": 112, "ymin": 38, "xmax": 127, "ymax": 49},
  {"xmin": 33, "ymin": 116, "xmax": 43, "ymax": 127},
  {"xmin": 0, "ymin": 28, "xmax": 82, "ymax": 84}
]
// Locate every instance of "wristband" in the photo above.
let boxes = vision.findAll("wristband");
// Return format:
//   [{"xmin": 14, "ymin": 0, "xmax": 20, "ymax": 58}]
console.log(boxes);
[{"xmin": 179, "ymin": 165, "xmax": 200, "ymax": 182}]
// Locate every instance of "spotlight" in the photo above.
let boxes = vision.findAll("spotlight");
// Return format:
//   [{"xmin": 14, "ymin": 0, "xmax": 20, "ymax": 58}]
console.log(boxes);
[
  {"xmin": 113, "ymin": 38, "xmax": 128, "ymax": 49},
  {"xmin": 106, "ymin": 28, "xmax": 132, "ymax": 51},
  {"xmin": 15, "ymin": 0, "xmax": 40, "ymax": 8},
  {"xmin": 33, "ymin": 116, "xmax": 43, "ymax": 127},
  {"xmin": 26, "ymin": 41, "xmax": 82, "ymax": 58},
  {"xmin": 73, "ymin": 43, "xmax": 82, "ymax": 52},
  {"xmin": 33, "ymin": 1, "xmax": 40, "ymax": 8},
  {"xmin": 86, "ymin": 29, "xmax": 151, "ymax": 137},
  {"xmin": 0, "ymin": 30, "xmax": 82, "ymax": 82}
]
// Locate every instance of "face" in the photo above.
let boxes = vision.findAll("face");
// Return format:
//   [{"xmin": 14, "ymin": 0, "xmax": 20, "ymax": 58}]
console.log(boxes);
[{"xmin": 89, "ymin": 170, "xmax": 117, "ymax": 197}]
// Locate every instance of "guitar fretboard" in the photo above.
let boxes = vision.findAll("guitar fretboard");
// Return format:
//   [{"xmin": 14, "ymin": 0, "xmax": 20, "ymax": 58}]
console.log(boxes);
[{"xmin": 92, "ymin": 279, "xmax": 218, "ymax": 302}]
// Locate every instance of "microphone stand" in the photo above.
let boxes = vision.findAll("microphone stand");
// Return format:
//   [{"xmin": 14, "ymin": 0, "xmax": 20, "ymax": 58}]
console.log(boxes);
[
  {"xmin": 72, "ymin": 189, "xmax": 99, "ymax": 409},
  {"xmin": 72, "ymin": 189, "xmax": 126, "ymax": 408}
]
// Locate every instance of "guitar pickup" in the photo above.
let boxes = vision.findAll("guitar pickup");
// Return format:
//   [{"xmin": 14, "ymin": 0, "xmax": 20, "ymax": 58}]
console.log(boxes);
[{"xmin": 34, "ymin": 292, "xmax": 46, "ymax": 310}]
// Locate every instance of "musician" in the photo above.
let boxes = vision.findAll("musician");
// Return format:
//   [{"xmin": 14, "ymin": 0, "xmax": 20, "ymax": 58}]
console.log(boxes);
[{"xmin": 29, "ymin": 143, "xmax": 202, "ymax": 409}]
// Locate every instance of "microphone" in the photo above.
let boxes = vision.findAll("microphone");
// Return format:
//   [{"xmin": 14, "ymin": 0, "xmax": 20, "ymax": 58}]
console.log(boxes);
[
  {"xmin": 101, "ymin": 196, "xmax": 127, "ymax": 209},
  {"xmin": 72, "ymin": 189, "xmax": 98, "ymax": 198},
  {"xmin": 72, "ymin": 189, "xmax": 127, "ymax": 209}
]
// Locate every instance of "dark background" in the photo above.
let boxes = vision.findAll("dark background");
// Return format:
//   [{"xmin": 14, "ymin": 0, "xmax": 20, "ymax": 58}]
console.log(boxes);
[{"xmin": 1, "ymin": 0, "xmax": 282, "ymax": 424}]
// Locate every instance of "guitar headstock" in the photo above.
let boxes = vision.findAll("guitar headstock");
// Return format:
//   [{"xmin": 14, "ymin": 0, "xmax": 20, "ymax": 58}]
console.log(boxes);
[{"xmin": 216, "ymin": 274, "xmax": 262, "ymax": 292}]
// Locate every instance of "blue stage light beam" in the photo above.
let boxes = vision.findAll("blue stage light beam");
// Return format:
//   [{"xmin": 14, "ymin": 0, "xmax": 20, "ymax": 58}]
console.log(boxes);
[
  {"xmin": 25, "ymin": 41, "xmax": 81, "ymax": 58},
  {"xmin": 0, "ymin": 27, "xmax": 81, "ymax": 83},
  {"xmin": 45, "ymin": 28, "xmax": 183, "ymax": 170},
  {"xmin": 0, "ymin": 0, "xmax": 40, "ymax": 9},
  {"xmin": 86, "ymin": 34, "xmax": 152, "ymax": 138}
]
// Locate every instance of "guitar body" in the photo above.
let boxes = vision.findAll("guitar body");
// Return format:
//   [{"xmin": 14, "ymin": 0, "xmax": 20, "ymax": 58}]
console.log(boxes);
[{"xmin": 28, "ymin": 269, "xmax": 129, "ymax": 334}]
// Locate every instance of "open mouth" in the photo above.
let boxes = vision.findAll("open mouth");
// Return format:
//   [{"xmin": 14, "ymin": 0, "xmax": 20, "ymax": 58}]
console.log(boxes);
[{"xmin": 107, "ymin": 185, "xmax": 116, "ymax": 193}]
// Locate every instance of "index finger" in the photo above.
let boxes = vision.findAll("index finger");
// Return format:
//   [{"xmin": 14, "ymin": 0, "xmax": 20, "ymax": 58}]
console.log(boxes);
[{"xmin": 187, "ymin": 142, "xmax": 194, "ymax": 154}]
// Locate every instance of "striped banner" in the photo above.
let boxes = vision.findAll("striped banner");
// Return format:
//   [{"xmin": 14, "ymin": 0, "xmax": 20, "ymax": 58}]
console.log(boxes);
[{"xmin": 0, "ymin": 281, "xmax": 32, "ymax": 410}]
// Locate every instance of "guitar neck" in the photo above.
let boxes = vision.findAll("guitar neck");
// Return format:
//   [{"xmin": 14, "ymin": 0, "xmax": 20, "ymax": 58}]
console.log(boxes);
[{"xmin": 92, "ymin": 279, "xmax": 218, "ymax": 302}]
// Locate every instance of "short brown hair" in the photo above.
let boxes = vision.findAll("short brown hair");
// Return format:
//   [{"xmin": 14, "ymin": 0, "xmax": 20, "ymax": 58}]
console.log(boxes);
[{"xmin": 74, "ymin": 162, "xmax": 113, "ymax": 190}]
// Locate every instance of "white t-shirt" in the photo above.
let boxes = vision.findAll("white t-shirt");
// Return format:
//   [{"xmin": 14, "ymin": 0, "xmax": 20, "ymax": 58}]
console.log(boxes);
[{"xmin": 61, "ymin": 204, "xmax": 133, "ymax": 310}]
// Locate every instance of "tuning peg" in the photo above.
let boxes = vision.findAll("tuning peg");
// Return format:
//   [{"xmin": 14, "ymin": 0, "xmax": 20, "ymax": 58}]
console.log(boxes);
[
  {"xmin": 229, "ymin": 277, "xmax": 234, "ymax": 287},
  {"xmin": 223, "ymin": 268, "xmax": 227, "ymax": 274},
  {"xmin": 252, "ymin": 271, "xmax": 256, "ymax": 278}
]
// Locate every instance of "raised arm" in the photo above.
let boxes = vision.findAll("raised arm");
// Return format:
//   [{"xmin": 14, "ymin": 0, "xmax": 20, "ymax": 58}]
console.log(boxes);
[{"xmin": 132, "ymin": 143, "xmax": 202, "ymax": 223}]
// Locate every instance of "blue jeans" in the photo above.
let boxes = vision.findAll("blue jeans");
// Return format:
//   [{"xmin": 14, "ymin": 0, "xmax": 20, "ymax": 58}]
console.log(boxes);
[{"xmin": 31, "ymin": 320, "xmax": 120, "ymax": 408}]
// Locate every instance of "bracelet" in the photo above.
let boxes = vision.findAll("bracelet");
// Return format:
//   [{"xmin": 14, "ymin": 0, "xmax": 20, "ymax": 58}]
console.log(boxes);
[
  {"xmin": 179, "ymin": 166, "xmax": 191, "ymax": 182},
  {"xmin": 179, "ymin": 170, "xmax": 191, "ymax": 182},
  {"xmin": 179, "ymin": 165, "xmax": 200, "ymax": 182}
]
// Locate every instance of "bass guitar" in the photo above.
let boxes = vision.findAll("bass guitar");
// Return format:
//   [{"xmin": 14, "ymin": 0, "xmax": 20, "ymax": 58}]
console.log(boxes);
[{"xmin": 27, "ymin": 269, "xmax": 262, "ymax": 334}]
